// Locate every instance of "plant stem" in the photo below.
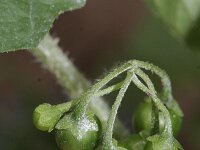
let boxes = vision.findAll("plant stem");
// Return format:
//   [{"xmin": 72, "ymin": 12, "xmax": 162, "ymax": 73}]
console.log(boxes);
[
  {"xmin": 31, "ymin": 34, "xmax": 129, "ymax": 137},
  {"xmin": 132, "ymin": 68, "xmax": 172, "ymax": 135},
  {"xmin": 73, "ymin": 61, "xmax": 133, "ymax": 118},
  {"xmin": 96, "ymin": 82, "xmax": 123, "ymax": 97},
  {"xmin": 102, "ymin": 70, "xmax": 134, "ymax": 149},
  {"xmin": 32, "ymin": 34, "xmax": 89, "ymax": 97},
  {"xmin": 134, "ymin": 60, "xmax": 173, "ymax": 102}
]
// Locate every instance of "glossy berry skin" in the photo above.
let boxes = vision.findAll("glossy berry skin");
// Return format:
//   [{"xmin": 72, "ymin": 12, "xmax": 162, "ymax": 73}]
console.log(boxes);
[
  {"xmin": 119, "ymin": 134, "xmax": 146, "ymax": 150},
  {"xmin": 55, "ymin": 112, "xmax": 101, "ymax": 150},
  {"xmin": 132, "ymin": 99, "xmax": 153, "ymax": 134}
]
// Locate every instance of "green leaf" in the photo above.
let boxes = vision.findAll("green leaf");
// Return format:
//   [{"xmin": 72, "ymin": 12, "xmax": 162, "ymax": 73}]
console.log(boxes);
[
  {"xmin": 145, "ymin": 0, "xmax": 200, "ymax": 51},
  {"xmin": 0, "ymin": 0, "xmax": 86, "ymax": 52}
]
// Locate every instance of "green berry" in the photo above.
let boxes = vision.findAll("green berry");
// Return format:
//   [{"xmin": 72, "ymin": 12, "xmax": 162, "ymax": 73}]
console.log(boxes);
[
  {"xmin": 159, "ymin": 109, "xmax": 183, "ymax": 136},
  {"xmin": 55, "ymin": 111, "xmax": 101, "ymax": 150},
  {"xmin": 132, "ymin": 98, "xmax": 183, "ymax": 136},
  {"xmin": 132, "ymin": 99, "xmax": 153, "ymax": 134}
]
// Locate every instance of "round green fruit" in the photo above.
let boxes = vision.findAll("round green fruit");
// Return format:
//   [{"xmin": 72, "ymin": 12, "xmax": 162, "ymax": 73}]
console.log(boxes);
[
  {"xmin": 159, "ymin": 109, "xmax": 183, "ymax": 136},
  {"xmin": 55, "ymin": 112, "xmax": 101, "ymax": 150},
  {"xmin": 132, "ymin": 98, "xmax": 183, "ymax": 136},
  {"xmin": 132, "ymin": 99, "xmax": 153, "ymax": 134}
]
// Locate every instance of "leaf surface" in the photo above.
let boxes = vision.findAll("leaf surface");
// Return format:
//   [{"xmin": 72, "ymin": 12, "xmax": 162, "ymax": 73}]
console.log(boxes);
[
  {"xmin": 0, "ymin": 0, "xmax": 86, "ymax": 52},
  {"xmin": 146, "ymin": 0, "xmax": 200, "ymax": 51}
]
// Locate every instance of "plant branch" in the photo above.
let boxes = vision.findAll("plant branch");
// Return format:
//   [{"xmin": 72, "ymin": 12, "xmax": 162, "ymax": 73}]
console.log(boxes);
[
  {"xmin": 32, "ymin": 34, "xmax": 89, "ymax": 97},
  {"xmin": 132, "ymin": 68, "xmax": 172, "ymax": 135},
  {"xmin": 73, "ymin": 61, "xmax": 132, "ymax": 118},
  {"xmin": 96, "ymin": 82, "xmax": 123, "ymax": 97},
  {"xmin": 102, "ymin": 70, "xmax": 134, "ymax": 149},
  {"xmin": 31, "ymin": 34, "xmax": 129, "ymax": 138},
  {"xmin": 134, "ymin": 60, "xmax": 173, "ymax": 102}
]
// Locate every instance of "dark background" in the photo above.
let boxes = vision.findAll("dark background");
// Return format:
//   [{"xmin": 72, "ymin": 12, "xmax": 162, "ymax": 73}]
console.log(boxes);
[{"xmin": 0, "ymin": 0, "xmax": 200, "ymax": 149}]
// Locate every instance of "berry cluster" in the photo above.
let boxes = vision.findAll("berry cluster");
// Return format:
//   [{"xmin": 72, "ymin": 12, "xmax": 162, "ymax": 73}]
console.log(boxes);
[{"xmin": 33, "ymin": 60, "xmax": 183, "ymax": 150}]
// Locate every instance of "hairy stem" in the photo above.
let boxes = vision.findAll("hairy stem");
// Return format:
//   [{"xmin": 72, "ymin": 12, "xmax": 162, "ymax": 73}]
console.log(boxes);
[
  {"xmin": 96, "ymin": 82, "xmax": 123, "ymax": 97},
  {"xmin": 31, "ymin": 34, "xmax": 129, "ymax": 137},
  {"xmin": 32, "ymin": 34, "xmax": 89, "ymax": 97},
  {"xmin": 133, "ymin": 60, "xmax": 173, "ymax": 102},
  {"xmin": 133, "ymin": 68, "xmax": 172, "ymax": 135},
  {"xmin": 73, "ymin": 61, "xmax": 133, "ymax": 118},
  {"xmin": 102, "ymin": 71, "xmax": 134, "ymax": 149}
]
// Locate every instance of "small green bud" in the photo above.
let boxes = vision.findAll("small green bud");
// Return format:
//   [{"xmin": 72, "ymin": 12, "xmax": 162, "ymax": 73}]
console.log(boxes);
[{"xmin": 33, "ymin": 103, "xmax": 68, "ymax": 132}]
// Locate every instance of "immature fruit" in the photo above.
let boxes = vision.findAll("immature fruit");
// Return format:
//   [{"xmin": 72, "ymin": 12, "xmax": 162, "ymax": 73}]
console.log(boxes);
[
  {"xmin": 133, "ymin": 98, "xmax": 183, "ymax": 136},
  {"xmin": 159, "ymin": 109, "xmax": 183, "ymax": 136},
  {"xmin": 55, "ymin": 111, "xmax": 101, "ymax": 150},
  {"xmin": 119, "ymin": 134, "xmax": 146, "ymax": 150},
  {"xmin": 132, "ymin": 99, "xmax": 153, "ymax": 134}
]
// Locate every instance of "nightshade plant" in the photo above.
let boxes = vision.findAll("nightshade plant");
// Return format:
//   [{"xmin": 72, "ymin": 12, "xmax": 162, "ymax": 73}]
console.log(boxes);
[
  {"xmin": 0, "ymin": 0, "xmax": 186, "ymax": 150},
  {"xmin": 33, "ymin": 60, "xmax": 184, "ymax": 150}
]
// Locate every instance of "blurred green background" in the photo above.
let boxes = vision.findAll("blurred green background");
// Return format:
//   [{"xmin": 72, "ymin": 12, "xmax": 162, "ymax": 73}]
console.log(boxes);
[{"xmin": 0, "ymin": 0, "xmax": 200, "ymax": 149}]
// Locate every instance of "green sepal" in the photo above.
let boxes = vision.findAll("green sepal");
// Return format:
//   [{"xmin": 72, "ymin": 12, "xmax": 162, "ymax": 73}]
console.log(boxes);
[
  {"xmin": 97, "ymin": 139, "xmax": 127, "ymax": 150},
  {"xmin": 119, "ymin": 134, "xmax": 146, "ymax": 150},
  {"xmin": 145, "ymin": 134, "xmax": 183, "ymax": 150}
]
